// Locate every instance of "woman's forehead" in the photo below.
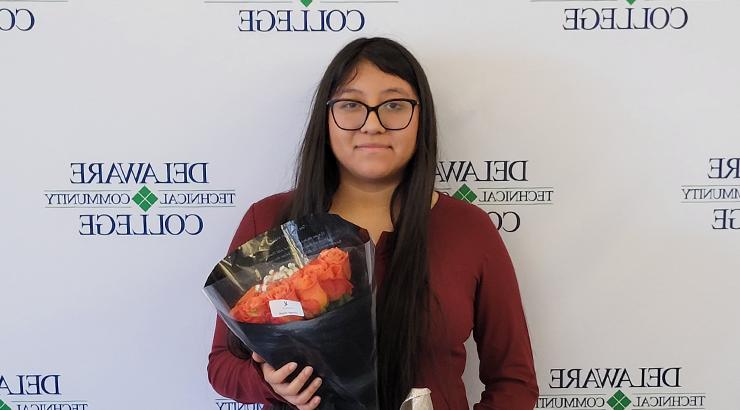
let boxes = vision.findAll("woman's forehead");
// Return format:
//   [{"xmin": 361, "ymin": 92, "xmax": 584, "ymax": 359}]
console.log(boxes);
[
  {"xmin": 336, "ymin": 86, "xmax": 412, "ymax": 98},
  {"xmin": 335, "ymin": 61, "xmax": 416, "ymax": 98}
]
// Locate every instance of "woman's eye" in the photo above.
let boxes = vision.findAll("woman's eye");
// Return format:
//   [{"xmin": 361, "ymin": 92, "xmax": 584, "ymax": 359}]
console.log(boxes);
[
  {"xmin": 339, "ymin": 102, "xmax": 360, "ymax": 110},
  {"xmin": 384, "ymin": 101, "xmax": 402, "ymax": 110}
]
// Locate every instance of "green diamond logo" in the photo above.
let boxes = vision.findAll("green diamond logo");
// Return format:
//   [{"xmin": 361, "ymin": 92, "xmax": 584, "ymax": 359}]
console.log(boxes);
[
  {"xmin": 300, "ymin": 0, "xmax": 312, "ymax": 7},
  {"xmin": 132, "ymin": 186, "xmax": 158, "ymax": 212},
  {"xmin": 452, "ymin": 184, "xmax": 477, "ymax": 204},
  {"xmin": 607, "ymin": 390, "xmax": 632, "ymax": 410},
  {"xmin": 626, "ymin": 0, "xmax": 636, "ymax": 4},
  {"xmin": 0, "ymin": 399, "xmax": 12, "ymax": 410}
]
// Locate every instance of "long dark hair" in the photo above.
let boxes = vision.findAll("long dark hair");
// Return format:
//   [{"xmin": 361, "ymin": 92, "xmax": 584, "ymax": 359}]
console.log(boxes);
[{"xmin": 233, "ymin": 37, "xmax": 438, "ymax": 409}]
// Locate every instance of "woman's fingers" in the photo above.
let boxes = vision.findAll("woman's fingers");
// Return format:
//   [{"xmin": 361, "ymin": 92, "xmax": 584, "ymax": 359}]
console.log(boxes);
[
  {"xmin": 293, "ymin": 377, "xmax": 322, "ymax": 405},
  {"xmin": 263, "ymin": 361, "xmax": 298, "ymax": 385},
  {"xmin": 254, "ymin": 358, "xmax": 321, "ymax": 408},
  {"xmin": 297, "ymin": 396, "xmax": 322, "ymax": 410},
  {"xmin": 285, "ymin": 366, "xmax": 314, "ymax": 395},
  {"xmin": 275, "ymin": 366, "xmax": 314, "ymax": 396},
  {"xmin": 251, "ymin": 352, "xmax": 265, "ymax": 363}
]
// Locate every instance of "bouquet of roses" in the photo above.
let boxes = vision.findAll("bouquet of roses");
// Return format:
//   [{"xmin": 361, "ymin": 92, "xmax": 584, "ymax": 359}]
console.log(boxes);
[
  {"xmin": 204, "ymin": 213, "xmax": 378, "ymax": 410},
  {"xmin": 230, "ymin": 247, "xmax": 354, "ymax": 324}
]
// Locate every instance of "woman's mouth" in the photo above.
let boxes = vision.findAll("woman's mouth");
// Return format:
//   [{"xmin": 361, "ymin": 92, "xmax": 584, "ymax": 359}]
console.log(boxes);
[{"xmin": 355, "ymin": 144, "xmax": 391, "ymax": 151}]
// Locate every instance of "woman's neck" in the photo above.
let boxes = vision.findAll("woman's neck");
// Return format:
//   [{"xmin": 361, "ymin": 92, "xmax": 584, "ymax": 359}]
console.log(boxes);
[
  {"xmin": 328, "ymin": 174, "xmax": 399, "ymax": 243},
  {"xmin": 328, "ymin": 172, "xmax": 440, "ymax": 217},
  {"xmin": 331, "ymin": 180, "xmax": 397, "ymax": 214},
  {"xmin": 327, "ymin": 171, "xmax": 440, "ymax": 243}
]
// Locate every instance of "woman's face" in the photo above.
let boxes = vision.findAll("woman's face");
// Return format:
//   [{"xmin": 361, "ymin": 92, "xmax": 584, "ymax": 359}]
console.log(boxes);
[{"xmin": 328, "ymin": 60, "xmax": 419, "ymax": 186}]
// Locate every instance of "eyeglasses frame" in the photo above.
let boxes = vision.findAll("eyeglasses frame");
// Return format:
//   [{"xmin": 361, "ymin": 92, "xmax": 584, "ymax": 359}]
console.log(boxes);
[{"xmin": 326, "ymin": 98, "xmax": 420, "ymax": 131}]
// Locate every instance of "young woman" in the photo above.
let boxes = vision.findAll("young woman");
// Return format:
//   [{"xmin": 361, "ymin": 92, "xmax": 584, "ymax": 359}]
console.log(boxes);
[{"xmin": 207, "ymin": 37, "xmax": 539, "ymax": 410}]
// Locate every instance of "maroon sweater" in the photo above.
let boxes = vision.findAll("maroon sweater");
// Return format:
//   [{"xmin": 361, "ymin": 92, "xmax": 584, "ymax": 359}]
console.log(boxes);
[{"xmin": 207, "ymin": 191, "xmax": 539, "ymax": 410}]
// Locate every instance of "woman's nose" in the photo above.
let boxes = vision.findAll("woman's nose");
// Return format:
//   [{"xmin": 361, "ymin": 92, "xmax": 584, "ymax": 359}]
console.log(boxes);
[{"xmin": 361, "ymin": 110, "xmax": 386, "ymax": 134}]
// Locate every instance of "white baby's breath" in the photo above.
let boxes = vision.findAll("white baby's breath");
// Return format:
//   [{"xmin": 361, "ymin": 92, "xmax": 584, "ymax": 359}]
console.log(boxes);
[{"xmin": 255, "ymin": 262, "xmax": 301, "ymax": 293}]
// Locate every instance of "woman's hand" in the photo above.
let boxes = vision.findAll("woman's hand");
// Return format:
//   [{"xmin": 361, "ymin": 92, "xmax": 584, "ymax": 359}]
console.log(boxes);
[{"xmin": 252, "ymin": 352, "xmax": 323, "ymax": 409}]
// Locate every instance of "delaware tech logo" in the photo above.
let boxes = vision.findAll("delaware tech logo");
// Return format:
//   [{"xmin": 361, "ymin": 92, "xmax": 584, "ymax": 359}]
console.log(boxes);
[
  {"xmin": 0, "ymin": 374, "xmax": 88, "ymax": 410},
  {"xmin": 680, "ymin": 157, "xmax": 740, "ymax": 230},
  {"xmin": 43, "ymin": 162, "xmax": 236, "ymax": 236},
  {"xmin": 1, "ymin": 0, "xmax": 70, "ymax": 32},
  {"xmin": 204, "ymin": 0, "xmax": 399, "ymax": 33},
  {"xmin": 436, "ymin": 160, "xmax": 555, "ymax": 233},
  {"xmin": 534, "ymin": 0, "xmax": 690, "ymax": 31},
  {"xmin": 537, "ymin": 367, "xmax": 708, "ymax": 409},
  {"xmin": 0, "ymin": 8, "xmax": 35, "ymax": 31},
  {"xmin": 214, "ymin": 399, "xmax": 263, "ymax": 410}
]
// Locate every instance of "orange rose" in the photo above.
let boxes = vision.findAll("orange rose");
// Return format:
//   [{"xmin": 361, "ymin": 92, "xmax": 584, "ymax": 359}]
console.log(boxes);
[
  {"xmin": 318, "ymin": 248, "xmax": 351, "ymax": 280},
  {"xmin": 319, "ymin": 277, "xmax": 353, "ymax": 302},
  {"xmin": 230, "ymin": 287, "xmax": 270, "ymax": 324},
  {"xmin": 304, "ymin": 258, "xmax": 329, "ymax": 274},
  {"xmin": 290, "ymin": 267, "xmax": 329, "ymax": 319},
  {"xmin": 265, "ymin": 280, "xmax": 298, "ymax": 301},
  {"xmin": 264, "ymin": 281, "xmax": 302, "ymax": 324}
]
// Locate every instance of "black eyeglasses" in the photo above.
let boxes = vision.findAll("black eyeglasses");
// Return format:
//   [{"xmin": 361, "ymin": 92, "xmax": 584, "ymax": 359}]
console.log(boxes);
[{"xmin": 326, "ymin": 98, "xmax": 420, "ymax": 131}]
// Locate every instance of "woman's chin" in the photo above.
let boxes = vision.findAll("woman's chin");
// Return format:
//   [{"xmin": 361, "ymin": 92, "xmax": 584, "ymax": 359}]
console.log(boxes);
[{"xmin": 347, "ymin": 168, "xmax": 403, "ymax": 184}]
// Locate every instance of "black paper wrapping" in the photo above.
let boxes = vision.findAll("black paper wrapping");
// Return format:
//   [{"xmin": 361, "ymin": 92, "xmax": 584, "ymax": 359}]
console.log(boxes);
[{"xmin": 204, "ymin": 213, "xmax": 378, "ymax": 410}]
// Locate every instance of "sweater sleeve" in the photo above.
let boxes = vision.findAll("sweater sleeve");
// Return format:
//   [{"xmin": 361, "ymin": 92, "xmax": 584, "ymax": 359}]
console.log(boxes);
[
  {"xmin": 472, "ymin": 225, "xmax": 539, "ymax": 410},
  {"xmin": 206, "ymin": 204, "xmax": 289, "ymax": 407}
]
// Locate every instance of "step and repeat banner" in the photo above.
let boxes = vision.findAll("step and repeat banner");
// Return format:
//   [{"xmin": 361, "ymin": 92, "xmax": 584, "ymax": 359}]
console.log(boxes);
[{"xmin": 2, "ymin": 0, "xmax": 739, "ymax": 409}]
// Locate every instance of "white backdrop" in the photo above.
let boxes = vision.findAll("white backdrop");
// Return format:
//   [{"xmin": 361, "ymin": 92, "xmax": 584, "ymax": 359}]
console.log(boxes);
[{"xmin": 2, "ymin": 0, "xmax": 739, "ymax": 409}]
